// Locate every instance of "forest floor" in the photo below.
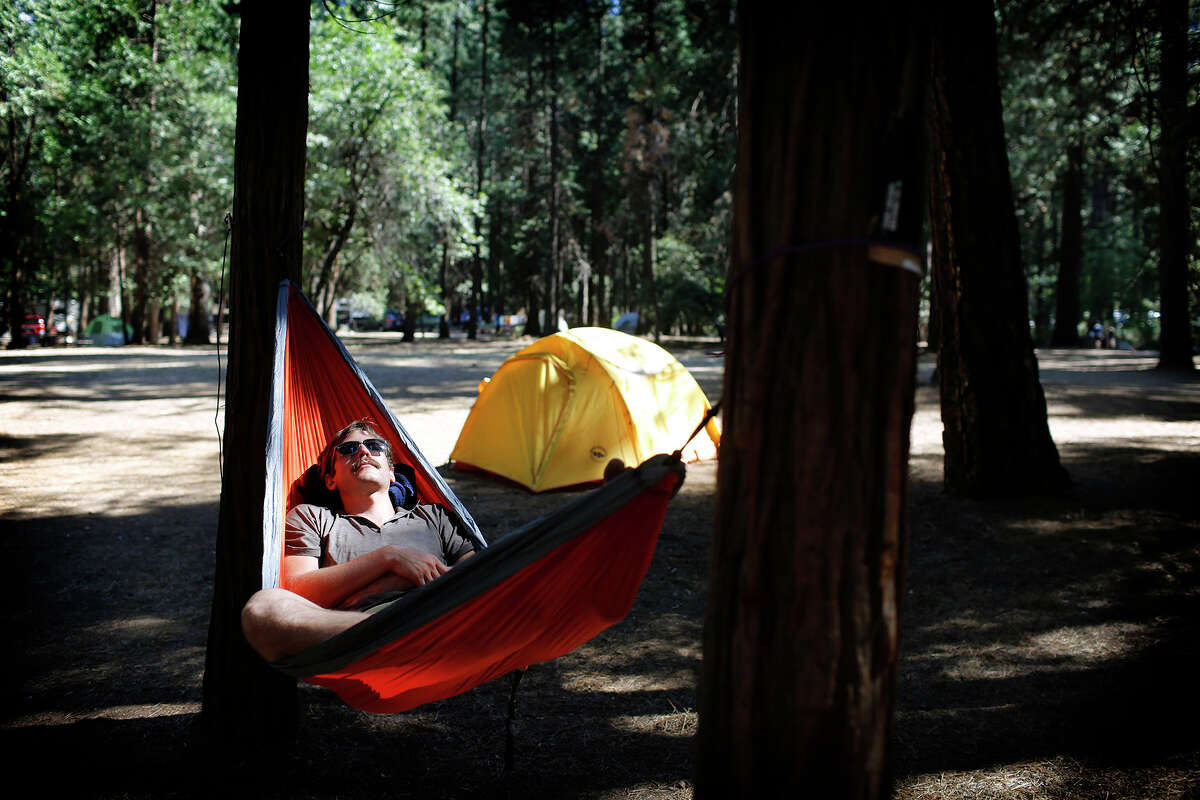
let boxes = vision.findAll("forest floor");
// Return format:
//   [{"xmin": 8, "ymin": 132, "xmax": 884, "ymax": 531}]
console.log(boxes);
[{"xmin": 1, "ymin": 334, "xmax": 1197, "ymax": 799}]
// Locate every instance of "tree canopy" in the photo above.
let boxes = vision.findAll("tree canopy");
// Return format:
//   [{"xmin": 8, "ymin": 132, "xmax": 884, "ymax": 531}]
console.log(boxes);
[
  {"xmin": 998, "ymin": 0, "xmax": 1197, "ymax": 358},
  {"xmin": 2, "ymin": 0, "xmax": 1193, "ymax": 358}
]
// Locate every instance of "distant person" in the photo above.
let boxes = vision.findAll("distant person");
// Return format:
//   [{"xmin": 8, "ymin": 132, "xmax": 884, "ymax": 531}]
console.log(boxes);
[{"xmin": 1090, "ymin": 322, "xmax": 1104, "ymax": 348}]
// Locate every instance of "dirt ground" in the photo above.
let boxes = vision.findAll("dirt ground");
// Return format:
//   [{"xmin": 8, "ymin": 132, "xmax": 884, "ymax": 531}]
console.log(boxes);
[{"xmin": 1, "ymin": 334, "xmax": 1197, "ymax": 799}]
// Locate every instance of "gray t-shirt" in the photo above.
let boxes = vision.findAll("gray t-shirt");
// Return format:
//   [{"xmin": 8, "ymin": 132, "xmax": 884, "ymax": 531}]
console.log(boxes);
[{"xmin": 285, "ymin": 502, "xmax": 475, "ymax": 609}]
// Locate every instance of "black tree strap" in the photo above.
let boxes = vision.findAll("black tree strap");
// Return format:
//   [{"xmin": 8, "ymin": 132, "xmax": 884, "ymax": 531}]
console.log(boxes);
[
  {"xmin": 673, "ymin": 400, "xmax": 723, "ymax": 461},
  {"xmin": 725, "ymin": 238, "xmax": 925, "ymax": 312}
]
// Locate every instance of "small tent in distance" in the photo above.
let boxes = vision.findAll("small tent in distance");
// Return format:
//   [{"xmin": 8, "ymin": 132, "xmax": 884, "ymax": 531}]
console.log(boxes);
[
  {"xmin": 81, "ymin": 315, "xmax": 131, "ymax": 346},
  {"xmin": 451, "ymin": 327, "xmax": 720, "ymax": 492}
]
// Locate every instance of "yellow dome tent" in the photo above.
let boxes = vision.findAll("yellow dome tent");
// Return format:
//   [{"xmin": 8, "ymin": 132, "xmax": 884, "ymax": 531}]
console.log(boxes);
[{"xmin": 451, "ymin": 327, "xmax": 720, "ymax": 492}]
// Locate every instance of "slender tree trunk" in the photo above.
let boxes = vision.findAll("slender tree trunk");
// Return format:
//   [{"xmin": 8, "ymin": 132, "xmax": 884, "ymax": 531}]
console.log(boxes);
[
  {"xmin": 439, "ymin": 237, "xmax": 451, "ymax": 338},
  {"xmin": 185, "ymin": 272, "xmax": 212, "ymax": 344},
  {"xmin": 521, "ymin": 54, "xmax": 543, "ymax": 339},
  {"xmin": 469, "ymin": 0, "xmax": 489, "ymax": 340},
  {"xmin": 696, "ymin": 3, "xmax": 926, "ymax": 795},
  {"xmin": 131, "ymin": 210, "xmax": 150, "ymax": 343},
  {"xmin": 488, "ymin": 201, "xmax": 503, "ymax": 318},
  {"xmin": 116, "ymin": 224, "xmax": 130, "ymax": 345},
  {"xmin": 449, "ymin": 10, "xmax": 460, "ymax": 123},
  {"xmin": 1155, "ymin": 0, "xmax": 1194, "ymax": 371},
  {"xmin": 403, "ymin": 289, "xmax": 421, "ymax": 343},
  {"xmin": 78, "ymin": 260, "xmax": 93, "ymax": 339},
  {"xmin": 311, "ymin": 201, "xmax": 357, "ymax": 311},
  {"xmin": 148, "ymin": 295, "xmax": 161, "ymax": 344},
  {"xmin": 640, "ymin": 177, "xmax": 658, "ymax": 338},
  {"xmin": 131, "ymin": 1, "xmax": 160, "ymax": 345},
  {"xmin": 927, "ymin": 1, "xmax": 1068, "ymax": 498},
  {"xmin": 1031, "ymin": 211, "xmax": 1051, "ymax": 344},
  {"xmin": 199, "ymin": 2, "xmax": 307, "ymax": 755},
  {"xmin": 547, "ymin": 5, "xmax": 561, "ymax": 330},
  {"xmin": 587, "ymin": 8, "xmax": 608, "ymax": 327},
  {"xmin": 1052, "ymin": 142, "xmax": 1084, "ymax": 346}
]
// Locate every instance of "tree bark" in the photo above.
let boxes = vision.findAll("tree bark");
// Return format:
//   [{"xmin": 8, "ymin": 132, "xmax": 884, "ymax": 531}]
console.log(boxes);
[
  {"xmin": 640, "ymin": 175, "xmax": 658, "ymax": 337},
  {"xmin": 199, "ymin": 2, "xmax": 307, "ymax": 754},
  {"xmin": 927, "ymin": 0, "xmax": 1069, "ymax": 498},
  {"xmin": 468, "ymin": 0, "xmax": 489, "ymax": 340},
  {"xmin": 588, "ymin": 7, "xmax": 609, "ymax": 327},
  {"xmin": 547, "ymin": 5, "xmax": 562, "ymax": 331},
  {"xmin": 2, "ymin": 84, "xmax": 36, "ymax": 350},
  {"xmin": 131, "ymin": 209, "xmax": 150, "ymax": 343},
  {"xmin": 1051, "ymin": 142, "xmax": 1084, "ymax": 346},
  {"xmin": 185, "ymin": 272, "xmax": 212, "ymax": 345},
  {"xmin": 130, "ymin": 1, "xmax": 159, "ymax": 345},
  {"xmin": 439, "ymin": 237, "xmax": 451, "ymax": 338},
  {"xmin": 1155, "ymin": 0, "xmax": 1195, "ymax": 371},
  {"xmin": 696, "ymin": 3, "xmax": 925, "ymax": 795}
]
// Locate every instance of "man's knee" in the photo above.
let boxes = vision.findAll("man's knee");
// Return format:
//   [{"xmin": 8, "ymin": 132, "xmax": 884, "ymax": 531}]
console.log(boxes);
[{"xmin": 241, "ymin": 588, "xmax": 297, "ymax": 644}]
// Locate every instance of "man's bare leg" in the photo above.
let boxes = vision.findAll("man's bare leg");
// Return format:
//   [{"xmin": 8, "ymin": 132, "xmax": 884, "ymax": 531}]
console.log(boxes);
[{"xmin": 241, "ymin": 588, "xmax": 369, "ymax": 662}]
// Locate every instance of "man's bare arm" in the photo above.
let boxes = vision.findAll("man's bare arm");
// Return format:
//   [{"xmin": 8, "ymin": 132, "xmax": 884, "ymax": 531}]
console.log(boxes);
[{"xmin": 282, "ymin": 546, "xmax": 451, "ymax": 608}]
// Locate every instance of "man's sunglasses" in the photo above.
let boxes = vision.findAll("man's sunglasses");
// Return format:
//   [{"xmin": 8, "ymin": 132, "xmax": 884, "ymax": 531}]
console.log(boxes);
[{"xmin": 333, "ymin": 438, "xmax": 390, "ymax": 457}]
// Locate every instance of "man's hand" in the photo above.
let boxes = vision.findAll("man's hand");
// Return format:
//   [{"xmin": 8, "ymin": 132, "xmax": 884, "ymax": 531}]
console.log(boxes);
[
  {"xmin": 604, "ymin": 458, "xmax": 630, "ymax": 481},
  {"xmin": 282, "ymin": 545, "xmax": 457, "ymax": 609},
  {"xmin": 376, "ymin": 545, "xmax": 449, "ymax": 587}
]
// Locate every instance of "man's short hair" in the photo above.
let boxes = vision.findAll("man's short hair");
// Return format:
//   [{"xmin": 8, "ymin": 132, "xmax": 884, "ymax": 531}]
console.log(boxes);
[{"xmin": 319, "ymin": 419, "xmax": 393, "ymax": 479}]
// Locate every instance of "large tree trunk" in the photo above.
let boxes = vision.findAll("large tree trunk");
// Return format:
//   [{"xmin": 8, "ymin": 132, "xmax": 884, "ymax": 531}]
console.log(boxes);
[
  {"xmin": 1155, "ymin": 0, "xmax": 1195, "ymax": 371},
  {"xmin": 199, "ymin": 2, "xmax": 307, "ymax": 754},
  {"xmin": 927, "ymin": 1, "xmax": 1069, "ymax": 498},
  {"xmin": 695, "ymin": 3, "xmax": 925, "ymax": 795}
]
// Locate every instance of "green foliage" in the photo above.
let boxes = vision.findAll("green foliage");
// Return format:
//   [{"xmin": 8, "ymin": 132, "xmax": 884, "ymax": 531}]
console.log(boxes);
[
  {"xmin": 4, "ymin": 0, "xmax": 740, "ymax": 341},
  {"xmin": 998, "ymin": 0, "xmax": 1198, "ymax": 349},
  {"xmin": 655, "ymin": 234, "xmax": 722, "ymax": 335},
  {"xmin": 2, "ymin": 0, "xmax": 236, "ymax": 340},
  {"xmin": 7, "ymin": 0, "xmax": 1192, "ymax": 354},
  {"xmin": 304, "ymin": 16, "xmax": 478, "ymax": 318}
]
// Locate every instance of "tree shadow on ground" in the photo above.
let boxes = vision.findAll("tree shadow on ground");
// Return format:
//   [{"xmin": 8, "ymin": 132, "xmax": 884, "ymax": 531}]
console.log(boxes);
[
  {"xmin": 0, "ymin": 433, "xmax": 90, "ymax": 464},
  {"xmin": 7, "ymin": 366, "xmax": 1199, "ymax": 798},
  {"xmin": 895, "ymin": 439, "xmax": 1200, "ymax": 782},
  {"xmin": 3, "ymin": 465, "xmax": 716, "ymax": 798}
]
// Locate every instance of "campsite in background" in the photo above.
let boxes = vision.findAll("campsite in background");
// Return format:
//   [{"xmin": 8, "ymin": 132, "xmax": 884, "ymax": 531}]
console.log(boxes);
[{"xmin": 2, "ymin": 2, "xmax": 1196, "ymax": 799}]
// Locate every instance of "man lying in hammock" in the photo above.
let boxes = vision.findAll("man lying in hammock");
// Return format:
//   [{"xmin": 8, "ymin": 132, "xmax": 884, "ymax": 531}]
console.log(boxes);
[{"xmin": 241, "ymin": 420, "xmax": 476, "ymax": 662}]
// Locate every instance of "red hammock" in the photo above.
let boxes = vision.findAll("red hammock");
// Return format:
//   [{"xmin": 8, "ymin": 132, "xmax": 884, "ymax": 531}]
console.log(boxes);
[{"xmin": 263, "ymin": 282, "xmax": 684, "ymax": 713}]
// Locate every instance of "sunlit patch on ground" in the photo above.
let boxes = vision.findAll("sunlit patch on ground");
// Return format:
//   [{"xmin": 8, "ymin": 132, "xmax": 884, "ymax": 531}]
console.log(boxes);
[
  {"xmin": 4, "ymin": 702, "xmax": 199, "ymax": 728},
  {"xmin": 4, "ymin": 342, "xmax": 1197, "ymax": 799}
]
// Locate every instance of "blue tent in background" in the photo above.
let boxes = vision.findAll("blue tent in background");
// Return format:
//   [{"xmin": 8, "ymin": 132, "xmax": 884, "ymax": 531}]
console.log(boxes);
[{"xmin": 613, "ymin": 312, "xmax": 639, "ymax": 334}]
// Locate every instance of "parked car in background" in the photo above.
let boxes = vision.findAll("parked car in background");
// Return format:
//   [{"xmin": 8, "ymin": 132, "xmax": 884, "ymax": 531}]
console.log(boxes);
[{"xmin": 21, "ymin": 313, "xmax": 45, "ymax": 344}]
